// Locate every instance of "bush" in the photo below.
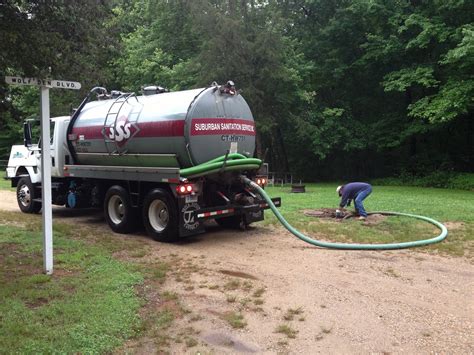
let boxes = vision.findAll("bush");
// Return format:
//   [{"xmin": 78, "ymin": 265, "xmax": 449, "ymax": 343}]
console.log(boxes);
[
  {"xmin": 448, "ymin": 173, "xmax": 474, "ymax": 190},
  {"xmin": 371, "ymin": 172, "xmax": 474, "ymax": 190},
  {"xmin": 414, "ymin": 171, "xmax": 453, "ymax": 188}
]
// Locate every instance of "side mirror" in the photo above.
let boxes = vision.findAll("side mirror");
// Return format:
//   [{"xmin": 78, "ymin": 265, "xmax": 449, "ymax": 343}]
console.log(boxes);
[{"xmin": 23, "ymin": 122, "xmax": 32, "ymax": 147}]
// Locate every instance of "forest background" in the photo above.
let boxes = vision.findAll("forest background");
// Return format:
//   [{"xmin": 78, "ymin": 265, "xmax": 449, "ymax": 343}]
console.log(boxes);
[{"xmin": 0, "ymin": 0, "xmax": 472, "ymax": 186}]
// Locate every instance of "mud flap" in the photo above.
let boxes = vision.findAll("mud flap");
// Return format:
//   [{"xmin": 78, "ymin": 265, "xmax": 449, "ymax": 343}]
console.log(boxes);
[
  {"xmin": 178, "ymin": 196, "xmax": 205, "ymax": 237},
  {"xmin": 244, "ymin": 209, "xmax": 264, "ymax": 224}
]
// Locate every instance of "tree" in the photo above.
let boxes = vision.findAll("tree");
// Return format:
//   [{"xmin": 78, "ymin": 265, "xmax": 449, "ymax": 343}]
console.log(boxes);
[{"xmin": 0, "ymin": 0, "xmax": 118, "ymax": 158}]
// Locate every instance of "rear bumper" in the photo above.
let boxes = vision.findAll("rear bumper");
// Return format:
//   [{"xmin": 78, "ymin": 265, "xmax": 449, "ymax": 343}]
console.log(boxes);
[{"xmin": 195, "ymin": 197, "xmax": 281, "ymax": 221}]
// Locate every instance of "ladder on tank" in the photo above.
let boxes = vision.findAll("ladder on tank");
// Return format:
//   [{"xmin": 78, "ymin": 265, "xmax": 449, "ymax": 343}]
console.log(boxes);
[{"xmin": 103, "ymin": 93, "xmax": 142, "ymax": 155}]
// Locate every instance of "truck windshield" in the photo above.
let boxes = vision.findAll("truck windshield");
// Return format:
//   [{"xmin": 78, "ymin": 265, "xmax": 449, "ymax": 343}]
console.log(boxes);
[{"xmin": 36, "ymin": 121, "xmax": 55, "ymax": 148}]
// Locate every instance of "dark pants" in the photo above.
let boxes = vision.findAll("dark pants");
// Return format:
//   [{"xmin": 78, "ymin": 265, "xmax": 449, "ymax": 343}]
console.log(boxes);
[{"xmin": 354, "ymin": 186, "xmax": 372, "ymax": 217}]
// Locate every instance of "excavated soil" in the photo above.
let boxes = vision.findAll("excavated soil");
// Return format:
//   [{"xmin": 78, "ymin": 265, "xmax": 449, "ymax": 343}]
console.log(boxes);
[
  {"xmin": 0, "ymin": 190, "xmax": 473, "ymax": 354},
  {"xmin": 303, "ymin": 208, "xmax": 387, "ymax": 225},
  {"xmin": 302, "ymin": 208, "xmax": 339, "ymax": 218}
]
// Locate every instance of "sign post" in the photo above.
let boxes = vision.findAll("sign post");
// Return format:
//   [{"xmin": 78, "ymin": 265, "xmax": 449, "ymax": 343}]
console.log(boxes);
[
  {"xmin": 5, "ymin": 76, "xmax": 81, "ymax": 275},
  {"xmin": 40, "ymin": 86, "xmax": 53, "ymax": 274}
]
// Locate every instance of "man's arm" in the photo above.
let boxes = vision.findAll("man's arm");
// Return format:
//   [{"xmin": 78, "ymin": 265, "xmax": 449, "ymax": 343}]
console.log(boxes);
[{"xmin": 340, "ymin": 191, "xmax": 351, "ymax": 208}]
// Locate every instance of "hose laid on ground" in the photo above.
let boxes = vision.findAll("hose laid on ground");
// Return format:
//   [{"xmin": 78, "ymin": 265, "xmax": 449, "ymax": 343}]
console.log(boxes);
[
  {"xmin": 241, "ymin": 177, "xmax": 448, "ymax": 250},
  {"xmin": 178, "ymin": 154, "xmax": 448, "ymax": 250}
]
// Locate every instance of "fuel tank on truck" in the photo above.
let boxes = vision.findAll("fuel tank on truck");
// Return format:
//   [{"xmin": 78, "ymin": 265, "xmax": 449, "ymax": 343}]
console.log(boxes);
[{"xmin": 69, "ymin": 84, "xmax": 256, "ymax": 168}]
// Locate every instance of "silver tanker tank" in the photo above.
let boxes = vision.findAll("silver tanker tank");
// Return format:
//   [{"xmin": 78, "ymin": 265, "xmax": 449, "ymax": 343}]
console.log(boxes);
[{"xmin": 69, "ymin": 84, "xmax": 256, "ymax": 168}]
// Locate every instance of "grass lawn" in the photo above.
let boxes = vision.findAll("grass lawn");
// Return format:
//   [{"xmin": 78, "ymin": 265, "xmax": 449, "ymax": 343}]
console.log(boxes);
[
  {"xmin": 0, "ymin": 213, "xmax": 145, "ymax": 353},
  {"xmin": 262, "ymin": 183, "xmax": 474, "ymax": 257},
  {"xmin": 0, "ymin": 208, "xmax": 197, "ymax": 353},
  {"xmin": 0, "ymin": 205, "xmax": 188, "ymax": 353},
  {"xmin": 0, "ymin": 171, "xmax": 14, "ymax": 190}
]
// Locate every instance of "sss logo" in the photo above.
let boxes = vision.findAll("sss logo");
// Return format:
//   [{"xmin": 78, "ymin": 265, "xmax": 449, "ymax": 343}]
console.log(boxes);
[{"xmin": 109, "ymin": 120, "xmax": 131, "ymax": 142}]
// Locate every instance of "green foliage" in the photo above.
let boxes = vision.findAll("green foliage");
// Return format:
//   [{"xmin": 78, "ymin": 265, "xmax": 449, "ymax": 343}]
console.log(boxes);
[
  {"xmin": 441, "ymin": 24, "xmax": 474, "ymax": 67},
  {"xmin": 383, "ymin": 67, "xmax": 439, "ymax": 92},
  {"xmin": 408, "ymin": 79, "xmax": 474, "ymax": 122},
  {"xmin": 371, "ymin": 172, "xmax": 474, "ymax": 191},
  {"xmin": 1, "ymin": 0, "xmax": 472, "ymax": 176},
  {"xmin": 283, "ymin": 0, "xmax": 473, "ymax": 178},
  {"xmin": 0, "ymin": 0, "xmax": 118, "ymax": 159},
  {"xmin": 0, "ymin": 110, "xmax": 22, "ymax": 158},
  {"xmin": 449, "ymin": 173, "xmax": 474, "ymax": 190}
]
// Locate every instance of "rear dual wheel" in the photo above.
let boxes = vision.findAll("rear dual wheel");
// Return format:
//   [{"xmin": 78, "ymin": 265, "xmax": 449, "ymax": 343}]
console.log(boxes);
[
  {"xmin": 104, "ymin": 185, "xmax": 138, "ymax": 234},
  {"xmin": 104, "ymin": 185, "xmax": 178, "ymax": 242},
  {"xmin": 142, "ymin": 189, "xmax": 178, "ymax": 242}
]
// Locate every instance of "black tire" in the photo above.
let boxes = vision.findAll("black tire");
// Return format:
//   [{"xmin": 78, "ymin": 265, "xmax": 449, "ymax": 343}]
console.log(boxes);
[
  {"xmin": 142, "ymin": 188, "xmax": 178, "ymax": 242},
  {"xmin": 16, "ymin": 176, "xmax": 42, "ymax": 213},
  {"xmin": 104, "ymin": 185, "xmax": 138, "ymax": 234},
  {"xmin": 216, "ymin": 215, "xmax": 244, "ymax": 229}
]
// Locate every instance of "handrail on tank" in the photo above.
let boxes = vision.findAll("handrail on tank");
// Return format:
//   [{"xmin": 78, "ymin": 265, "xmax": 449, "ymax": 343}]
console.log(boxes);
[
  {"xmin": 104, "ymin": 93, "xmax": 128, "ymax": 155},
  {"xmin": 67, "ymin": 87, "xmax": 108, "ymax": 164}
]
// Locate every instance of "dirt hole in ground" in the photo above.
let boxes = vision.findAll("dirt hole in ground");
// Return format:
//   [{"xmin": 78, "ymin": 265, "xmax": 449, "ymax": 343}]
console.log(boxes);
[
  {"xmin": 302, "ymin": 208, "xmax": 386, "ymax": 225},
  {"xmin": 303, "ymin": 208, "xmax": 340, "ymax": 219}
]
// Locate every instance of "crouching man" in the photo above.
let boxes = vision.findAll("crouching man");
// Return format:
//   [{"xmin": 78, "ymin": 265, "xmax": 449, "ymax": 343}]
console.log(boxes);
[{"xmin": 337, "ymin": 182, "xmax": 372, "ymax": 220}]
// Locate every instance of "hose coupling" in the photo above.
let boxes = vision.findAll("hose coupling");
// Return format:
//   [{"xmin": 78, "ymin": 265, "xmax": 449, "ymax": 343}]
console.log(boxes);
[
  {"xmin": 239, "ymin": 175, "xmax": 249, "ymax": 184},
  {"xmin": 239, "ymin": 175, "xmax": 255, "ymax": 188}
]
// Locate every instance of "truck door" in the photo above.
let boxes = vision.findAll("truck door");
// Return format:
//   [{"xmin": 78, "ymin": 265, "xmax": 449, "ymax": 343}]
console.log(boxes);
[{"xmin": 35, "ymin": 120, "xmax": 56, "ymax": 177}]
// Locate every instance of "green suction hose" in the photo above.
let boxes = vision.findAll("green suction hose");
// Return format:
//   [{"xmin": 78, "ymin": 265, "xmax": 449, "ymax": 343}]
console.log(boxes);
[
  {"xmin": 242, "ymin": 177, "xmax": 448, "ymax": 250},
  {"xmin": 180, "ymin": 153, "xmax": 262, "ymax": 178},
  {"xmin": 177, "ymin": 154, "xmax": 447, "ymax": 250}
]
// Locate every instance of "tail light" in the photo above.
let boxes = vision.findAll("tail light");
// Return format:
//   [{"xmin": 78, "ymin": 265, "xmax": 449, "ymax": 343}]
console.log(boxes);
[
  {"xmin": 255, "ymin": 177, "xmax": 267, "ymax": 186},
  {"xmin": 176, "ymin": 183, "xmax": 195, "ymax": 195}
]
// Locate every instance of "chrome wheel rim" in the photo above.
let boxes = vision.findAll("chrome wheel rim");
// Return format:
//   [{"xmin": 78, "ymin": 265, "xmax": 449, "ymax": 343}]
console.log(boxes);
[
  {"xmin": 108, "ymin": 195, "xmax": 125, "ymax": 225},
  {"xmin": 18, "ymin": 184, "xmax": 31, "ymax": 207},
  {"xmin": 149, "ymin": 200, "xmax": 168, "ymax": 232}
]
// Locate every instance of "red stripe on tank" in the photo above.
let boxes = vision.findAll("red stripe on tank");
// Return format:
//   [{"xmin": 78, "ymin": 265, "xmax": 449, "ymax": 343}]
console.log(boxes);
[
  {"xmin": 71, "ymin": 118, "xmax": 255, "ymax": 139},
  {"xmin": 71, "ymin": 126, "xmax": 104, "ymax": 139},
  {"xmin": 71, "ymin": 120, "xmax": 185, "ymax": 139},
  {"xmin": 136, "ymin": 120, "xmax": 185, "ymax": 137},
  {"xmin": 190, "ymin": 118, "xmax": 255, "ymax": 136}
]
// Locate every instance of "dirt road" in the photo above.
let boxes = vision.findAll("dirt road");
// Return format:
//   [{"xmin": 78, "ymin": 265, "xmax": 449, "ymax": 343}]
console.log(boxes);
[{"xmin": 1, "ymin": 190, "xmax": 473, "ymax": 353}]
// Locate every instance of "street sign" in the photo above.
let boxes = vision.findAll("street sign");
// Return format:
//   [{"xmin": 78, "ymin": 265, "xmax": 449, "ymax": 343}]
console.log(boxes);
[
  {"xmin": 5, "ymin": 75, "xmax": 81, "ymax": 275},
  {"xmin": 5, "ymin": 76, "xmax": 52, "ymax": 87},
  {"xmin": 52, "ymin": 79, "xmax": 81, "ymax": 90},
  {"xmin": 5, "ymin": 76, "xmax": 81, "ymax": 90}
]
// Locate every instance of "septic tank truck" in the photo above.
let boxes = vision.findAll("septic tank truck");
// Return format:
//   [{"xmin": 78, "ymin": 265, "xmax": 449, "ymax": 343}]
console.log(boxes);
[{"xmin": 5, "ymin": 82, "xmax": 280, "ymax": 242}]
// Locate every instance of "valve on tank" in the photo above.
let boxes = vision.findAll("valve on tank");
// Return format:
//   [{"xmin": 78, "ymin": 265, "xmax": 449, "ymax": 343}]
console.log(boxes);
[
  {"xmin": 219, "ymin": 80, "xmax": 236, "ymax": 95},
  {"xmin": 97, "ymin": 89, "xmax": 126, "ymax": 100},
  {"xmin": 143, "ymin": 85, "xmax": 168, "ymax": 96}
]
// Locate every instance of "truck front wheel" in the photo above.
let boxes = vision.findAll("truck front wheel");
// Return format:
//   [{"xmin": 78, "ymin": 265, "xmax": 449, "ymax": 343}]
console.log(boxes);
[
  {"xmin": 104, "ymin": 185, "xmax": 138, "ymax": 234},
  {"xmin": 143, "ymin": 189, "xmax": 178, "ymax": 242},
  {"xmin": 17, "ymin": 177, "xmax": 42, "ymax": 213}
]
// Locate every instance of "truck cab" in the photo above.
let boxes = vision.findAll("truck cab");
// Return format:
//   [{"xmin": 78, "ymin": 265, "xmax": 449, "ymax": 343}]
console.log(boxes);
[{"xmin": 6, "ymin": 116, "xmax": 71, "ymax": 185}]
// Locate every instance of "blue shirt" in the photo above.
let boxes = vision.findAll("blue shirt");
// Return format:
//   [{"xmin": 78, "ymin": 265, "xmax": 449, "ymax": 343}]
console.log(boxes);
[{"xmin": 339, "ymin": 182, "xmax": 372, "ymax": 208}]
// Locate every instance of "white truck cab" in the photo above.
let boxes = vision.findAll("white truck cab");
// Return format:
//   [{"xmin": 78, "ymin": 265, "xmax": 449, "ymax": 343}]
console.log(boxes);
[{"xmin": 6, "ymin": 116, "xmax": 71, "ymax": 183}]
